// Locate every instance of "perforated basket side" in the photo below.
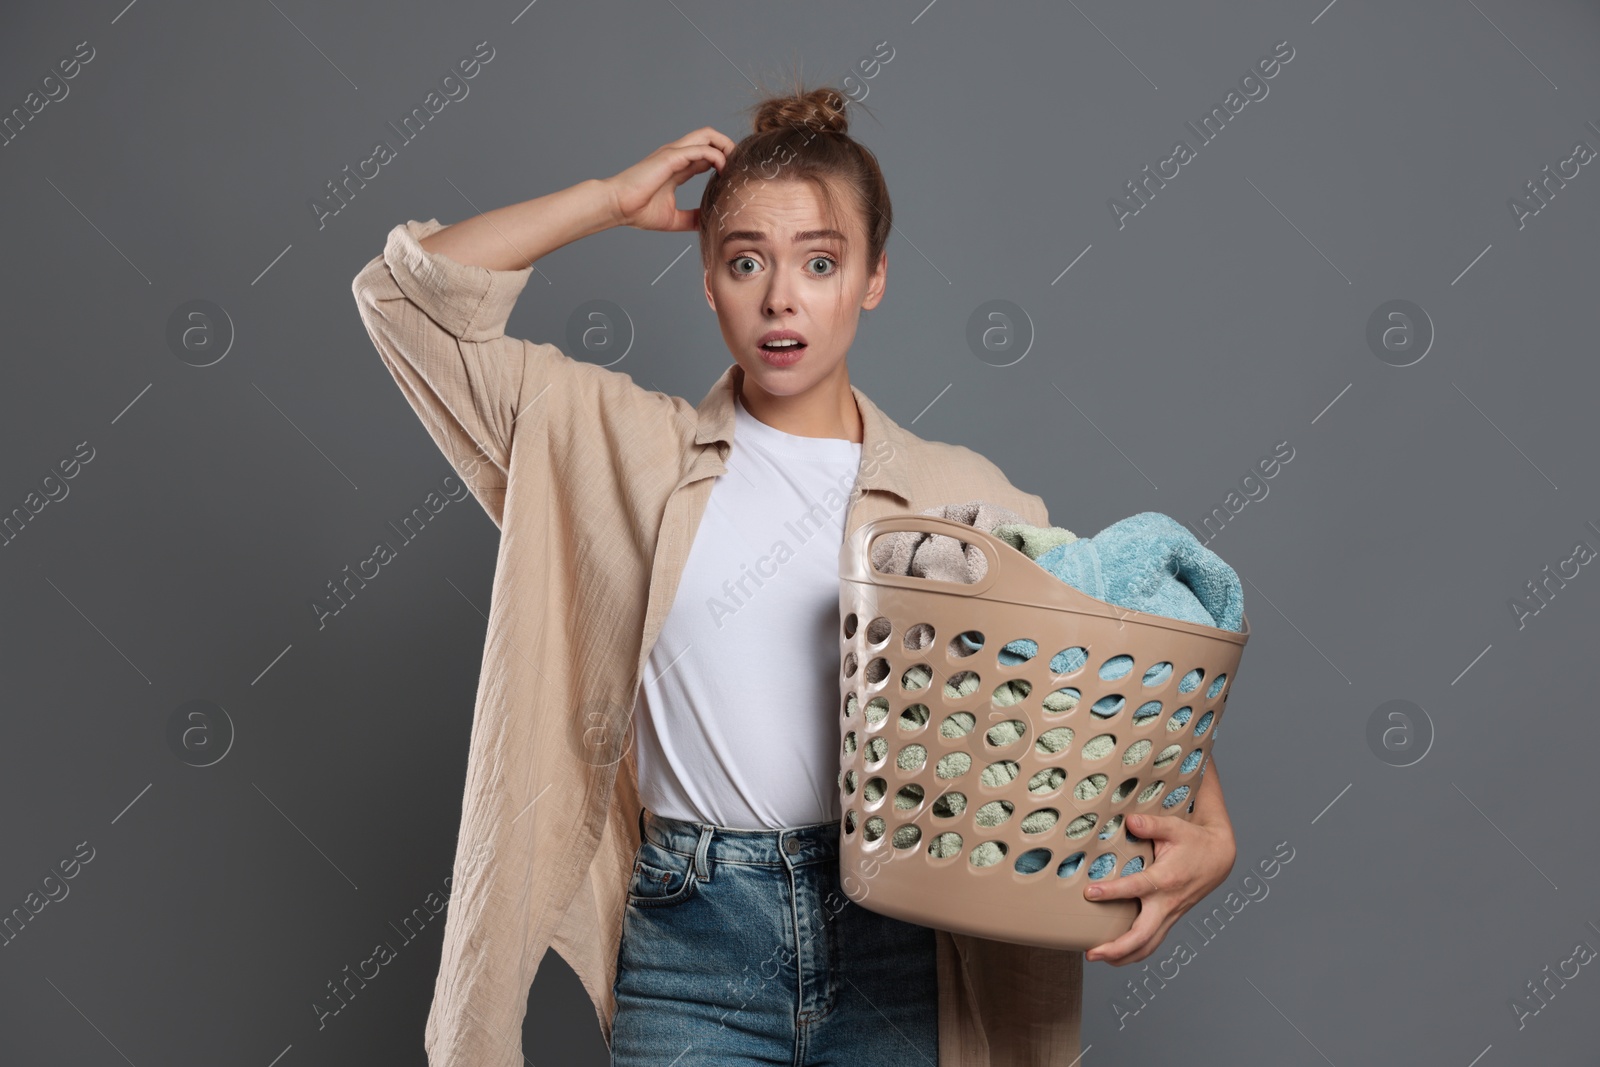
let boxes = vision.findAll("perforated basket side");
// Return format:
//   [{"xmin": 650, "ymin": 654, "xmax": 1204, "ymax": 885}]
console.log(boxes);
[{"xmin": 834, "ymin": 514, "xmax": 1249, "ymax": 951}]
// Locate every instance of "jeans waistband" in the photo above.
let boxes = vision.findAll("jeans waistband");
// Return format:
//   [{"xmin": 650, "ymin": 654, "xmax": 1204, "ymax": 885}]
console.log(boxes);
[{"xmin": 638, "ymin": 806, "xmax": 840, "ymax": 870}]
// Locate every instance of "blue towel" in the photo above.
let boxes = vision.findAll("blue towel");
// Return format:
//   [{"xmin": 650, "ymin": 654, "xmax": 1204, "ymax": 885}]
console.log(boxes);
[{"xmin": 992, "ymin": 511, "xmax": 1244, "ymax": 668}]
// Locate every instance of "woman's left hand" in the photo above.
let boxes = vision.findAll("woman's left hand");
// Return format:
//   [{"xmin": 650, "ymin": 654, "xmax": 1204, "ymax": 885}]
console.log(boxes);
[{"xmin": 1081, "ymin": 759, "xmax": 1237, "ymax": 966}]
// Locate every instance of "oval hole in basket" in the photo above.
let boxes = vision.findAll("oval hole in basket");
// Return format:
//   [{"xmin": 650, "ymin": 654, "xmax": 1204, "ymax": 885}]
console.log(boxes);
[
  {"xmin": 1056, "ymin": 851, "xmax": 1086, "ymax": 878},
  {"xmin": 998, "ymin": 637, "xmax": 1037, "ymax": 668},
  {"xmin": 1142, "ymin": 661, "xmax": 1173, "ymax": 686},
  {"xmin": 939, "ymin": 711, "xmax": 975, "ymax": 738},
  {"xmin": 945, "ymin": 670, "xmax": 981, "ymax": 700},
  {"xmin": 863, "ymin": 737, "xmax": 887, "ymax": 765},
  {"xmin": 1087, "ymin": 852, "xmax": 1119, "ymax": 880},
  {"xmin": 843, "ymin": 770, "xmax": 858, "ymax": 794},
  {"xmin": 898, "ymin": 744, "xmax": 928, "ymax": 773},
  {"xmin": 936, "ymin": 752, "xmax": 971, "ymax": 779},
  {"xmin": 1064, "ymin": 813, "xmax": 1098, "ymax": 839},
  {"xmin": 1015, "ymin": 848, "xmax": 1052, "ymax": 875},
  {"xmin": 975, "ymin": 799, "xmax": 1014, "ymax": 827},
  {"xmin": 1180, "ymin": 749, "xmax": 1205, "ymax": 775},
  {"xmin": 893, "ymin": 823, "xmax": 921, "ymax": 849},
  {"xmin": 895, "ymin": 783, "xmax": 925, "ymax": 811},
  {"xmin": 902, "ymin": 622, "xmax": 934, "ymax": 653},
  {"xmin": 1098, "ymin": 814, "xmax": 1125, "ymax": 840},
  {"xmin": 842, "ymin": 613, "xmax": 858, "ymax": 640},
  {"xmin": 1049, "ymin": 646, "xmax": 1089, "ymax": 675},
  {"xmin": 1027, "ymin": 767, "xmax": 1066, "ymax": 795},
  {"xmin": 1153, "ymin": 744, "xmax": 1182, "ymax": 769},
  {"xmin": 1166, "ymin": 706, "xmax": 1193, "ymax": 732},
  {"xmin": 862, "ymin": 777, "xmax": 887, "ymax": 804},
  {"xmin": 1043, "ymin": 687, "xmax": 1080, "ymax": 715},
  {"xmin": 844, "ymin": 809, "xmax": 857, "ymax": 834},
  {"xmin": 1099, "ymin": 654, "xmax": 1134, "ymax": 681},
  {"xmin": 1121, "ymin": 739, "xmax": 1152, "ymax": 766},
  {"xmin": 992, "ymin": 679, "xmax": 1031, "ymax": 708},
  {"xmin": 1132, "ymin": 701, "xmax": 1163, "ymax": 726},
  {"xmin": 1161, "ymin": 784, "xmax": 1191, "ymax": 809},
  {"xmin": 928, "ymin": 831, "xmax": 963, "ymax": 858},
  {"xmin": 841, "ymin": 731, "xmax": 857, "ymax": 757},
  {"xmin": 1073, "ymin": 773, "xmax": 1109, "ymax": 801},
  {"xmin": 863, "ymin": 697, "xmax": 889, "ymax": 725},
  {"xmin": 842, "ymin": 692, "xmax": 858, "ymax": 720},
  {"xmin": 863, "ymin": 816, "xmax": 886, "ymax": 843},
  {"xmin": 1090, "ymin": 694, "xmax": 1125, "ymax": 719},
  {"xmin": 980, "ymin": 759, "xmax": 1020, "ymax": 788},
  {"xmin": 842, "ymin": 651, "xmax": 858, "ymax": 679},
  {"xmin": 864, "ymin": 657, "xmax": 890, "ymax": 685},
  {"xmin": 1022, "ymin": 807, "xmax": 1059, "ymax": 834},
  {"xmin": 1111, "ymin": 776, "xmax": 1139, "ymax": 803},
  {"xmin": 1082, "ymin": 734, "xmax": 1117, "ymax": 761},
  {"xmin": 899, "ymin": 703, "xmax": 930, "ymax": 732},
  {"xmin": 1194, "ymin": 710, "xmax": 1215, "ymax": 738},
  {"xmin": 984, "ymin": 720, "xmax": 1027, "ymax": 748},
  {"xmin": 864, "ymin": 616, "xmax": 892, "ymax": 647},
  {"xmin": 1120, "ymin": 854, "xmax": 1147, "ymax": 877},
  {"xmin": 1178, "ymin": 667, "xmax": 1205, "ymax": 694},
  {"xmin": 931, "ymin": 791, "xmax": 967, "ymax": 818},
  {"xmin": 1207, "ymin": 672, "xmax": 1229, "ymax": 699},
  {"xmin": 970, "ymin": 841, "xmax": 1007, "ymax": 867},
  {"xmin": 1035, "ymin": 727, "xmax": 1073, "ymax": 757},
  {"xmin": 948, "ymin": 629, "xmax": 982, "ymax": 658}
]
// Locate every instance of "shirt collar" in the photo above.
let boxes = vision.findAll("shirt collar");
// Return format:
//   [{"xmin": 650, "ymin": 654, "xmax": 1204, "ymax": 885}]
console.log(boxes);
[{"xmin": 692, "ymin": 363, "xmax": 912, "ymax": 503}]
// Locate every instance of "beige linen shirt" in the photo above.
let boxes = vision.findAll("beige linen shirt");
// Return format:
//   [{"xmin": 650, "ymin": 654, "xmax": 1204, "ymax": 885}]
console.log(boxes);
[{"xmin": 351, "ymin": 218, "xmax": 1084, "ymax": 1066}]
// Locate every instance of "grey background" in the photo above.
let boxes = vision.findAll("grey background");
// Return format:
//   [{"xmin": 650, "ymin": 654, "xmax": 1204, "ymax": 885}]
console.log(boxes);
[{"xmin": 3, "ymin": 0, "xmax": 1597, "ymax": 1064}]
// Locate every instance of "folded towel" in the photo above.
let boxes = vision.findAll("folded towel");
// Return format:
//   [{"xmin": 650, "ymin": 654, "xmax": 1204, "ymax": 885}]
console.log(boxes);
[{"xmin": 990, "ymin": 522, "xmax": 1080, "ymax": 561}]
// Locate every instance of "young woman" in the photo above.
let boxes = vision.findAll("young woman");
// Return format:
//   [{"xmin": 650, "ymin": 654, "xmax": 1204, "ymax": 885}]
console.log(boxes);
[{"xmin": 353, "ymin": 85, "xmax": 1237, "ymax": 1067}]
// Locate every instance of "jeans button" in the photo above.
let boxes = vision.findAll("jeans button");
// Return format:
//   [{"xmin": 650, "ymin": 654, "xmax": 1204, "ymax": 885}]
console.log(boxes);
[{"xmin": 785, "ymin": 838, "xmax": 800, "ymax": 854}]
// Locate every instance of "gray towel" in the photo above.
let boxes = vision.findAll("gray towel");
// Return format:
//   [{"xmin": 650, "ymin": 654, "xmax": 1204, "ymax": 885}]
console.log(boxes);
[{"xmin": 868, "ymin": 500, "xmax": 1032, "ymax": 584}]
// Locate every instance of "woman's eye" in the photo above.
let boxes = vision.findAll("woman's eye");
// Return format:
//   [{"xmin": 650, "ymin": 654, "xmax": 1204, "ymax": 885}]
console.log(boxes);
[
  {"xmin": 808, "ymin": 256, "xmax": 837, "ymax": 275},
  {"xmin": 730, "ymin": 256, "xmax": 759, "ymax": 275}
]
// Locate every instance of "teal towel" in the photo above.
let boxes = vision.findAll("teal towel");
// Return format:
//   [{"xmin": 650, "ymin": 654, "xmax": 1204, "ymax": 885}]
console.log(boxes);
[{"xmin": 997, "ymin": 511, "xmax": 1244, "ymax": 667}]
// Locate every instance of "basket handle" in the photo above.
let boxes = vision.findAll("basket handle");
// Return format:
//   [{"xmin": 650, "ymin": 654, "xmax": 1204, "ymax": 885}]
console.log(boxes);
[{"xmin": 840, "ymin": 514, "xmax": 1015, "ymax": 598}]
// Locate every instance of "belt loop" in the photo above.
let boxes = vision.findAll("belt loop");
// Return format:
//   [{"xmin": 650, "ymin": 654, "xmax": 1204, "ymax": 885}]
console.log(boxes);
[{"xmin": 693, "ymin": 824, "xmax": 715, "ymax": 882}]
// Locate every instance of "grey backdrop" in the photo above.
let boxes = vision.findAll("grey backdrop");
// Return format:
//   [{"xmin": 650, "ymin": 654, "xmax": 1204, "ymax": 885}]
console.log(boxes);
[{"xmin": 4, "ymin": 0, "xmax": 1598, "ymax": 1064}]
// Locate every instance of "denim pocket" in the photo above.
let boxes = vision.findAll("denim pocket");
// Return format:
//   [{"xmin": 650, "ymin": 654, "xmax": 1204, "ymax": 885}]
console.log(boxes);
[{"xmin": 626, "ymin": 839, "xmax": 699, "ymax": 909}]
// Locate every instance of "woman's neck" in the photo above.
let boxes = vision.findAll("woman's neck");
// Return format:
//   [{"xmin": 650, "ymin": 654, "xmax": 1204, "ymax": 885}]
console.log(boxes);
[{"xmin": 735, "ymin": 364, "xmax": 864, "ymax": 443}]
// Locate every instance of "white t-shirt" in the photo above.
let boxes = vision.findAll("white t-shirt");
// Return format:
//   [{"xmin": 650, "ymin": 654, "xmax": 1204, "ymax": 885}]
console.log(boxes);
[{"xmin": 630, "ymin": 390, "xmax": 863, "ymax": 830}]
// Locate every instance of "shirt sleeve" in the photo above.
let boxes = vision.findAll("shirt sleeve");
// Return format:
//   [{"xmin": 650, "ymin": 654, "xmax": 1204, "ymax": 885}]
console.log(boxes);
[
  {"xmin": 351, "ymin": 217, "xmax": 685, "ymax": 529},
  {"xmin": 351, "ymin": 218, "xmax": 534, "ymax": 525}
]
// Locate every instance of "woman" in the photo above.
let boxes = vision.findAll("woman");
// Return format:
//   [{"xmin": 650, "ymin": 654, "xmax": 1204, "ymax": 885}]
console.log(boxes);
[{"xmin": 352, "ymin": 84, "xmax": 1237, "ymax": 1067}]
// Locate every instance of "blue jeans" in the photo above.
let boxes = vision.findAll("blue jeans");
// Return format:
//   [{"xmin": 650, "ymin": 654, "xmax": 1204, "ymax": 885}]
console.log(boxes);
[{"xmin": 610, "ymin": 807, "xmax": 940, "ymax": 1066}]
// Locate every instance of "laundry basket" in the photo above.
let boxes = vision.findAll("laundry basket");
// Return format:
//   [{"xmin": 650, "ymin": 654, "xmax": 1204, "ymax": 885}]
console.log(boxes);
[{"xmin": 835, "ymin": 513, "xmax": 1250, "ymax": 952}]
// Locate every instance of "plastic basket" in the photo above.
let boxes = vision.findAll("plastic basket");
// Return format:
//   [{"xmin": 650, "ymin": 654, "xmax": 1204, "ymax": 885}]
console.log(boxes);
[{"xmin": 835, "ymin": 513, "xmax": 1250, "ymax": 951}]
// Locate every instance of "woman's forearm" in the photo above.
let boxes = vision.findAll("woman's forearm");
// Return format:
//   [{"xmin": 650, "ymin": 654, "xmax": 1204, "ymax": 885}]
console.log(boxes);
[
  {"xmin": 417, "ymin": 178, "xmax": 622, "ymax": 272},
  {"xmin": 1190, "ymin": 751, "xmax": 1229, "ymax": 829}
]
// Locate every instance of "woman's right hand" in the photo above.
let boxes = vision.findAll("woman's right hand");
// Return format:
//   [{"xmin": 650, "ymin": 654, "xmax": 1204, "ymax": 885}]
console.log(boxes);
[{"xmin": 602, "ymin": 128, "xmax": 736, "ymax": 233}]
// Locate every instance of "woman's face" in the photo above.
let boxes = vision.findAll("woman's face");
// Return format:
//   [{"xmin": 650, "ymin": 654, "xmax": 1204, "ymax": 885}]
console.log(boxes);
[{"xmin": 703, "ymin": 177, "xmax": 886, "ymax": 401}]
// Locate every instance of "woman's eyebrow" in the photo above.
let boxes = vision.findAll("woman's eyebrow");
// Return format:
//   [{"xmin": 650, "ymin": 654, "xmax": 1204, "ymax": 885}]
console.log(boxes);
[{"xmin": 721, "ymin": 228, "xmax": 849, "ymax": 246}]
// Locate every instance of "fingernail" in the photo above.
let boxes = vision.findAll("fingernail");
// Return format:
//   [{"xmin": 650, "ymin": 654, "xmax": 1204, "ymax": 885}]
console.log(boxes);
[
  {"xmin": 1128, "ymin": 815, "xmax": 1143, "ymax": 829},
  {"xmin": 1086, "ymin": 886, "xmax": 1103, "ymax": 898}
]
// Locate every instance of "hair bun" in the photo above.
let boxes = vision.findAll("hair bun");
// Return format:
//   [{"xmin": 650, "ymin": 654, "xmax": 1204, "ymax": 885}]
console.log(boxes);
[{"xmin": 752, "ymin": 86, "xmax": 849, "ymax": 137}]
